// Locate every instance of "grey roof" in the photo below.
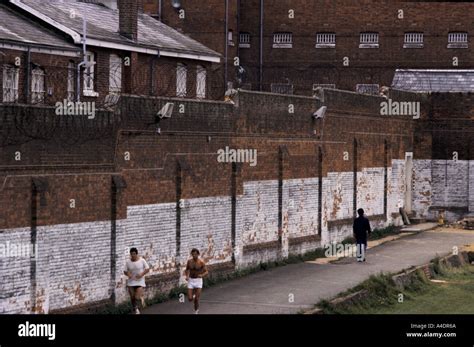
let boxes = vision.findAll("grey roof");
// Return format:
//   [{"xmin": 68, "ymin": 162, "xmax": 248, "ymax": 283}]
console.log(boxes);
[
  {"xmin": 392, "ymin": 69, "xmax": 474, "ymax": 93},
  {"xmin": 16, "ymin": 0, "xmax": 220, "ymax": 59},
  {"xmin": 0, "ymin": 4, "xmax": 78, "ymax": 50}
]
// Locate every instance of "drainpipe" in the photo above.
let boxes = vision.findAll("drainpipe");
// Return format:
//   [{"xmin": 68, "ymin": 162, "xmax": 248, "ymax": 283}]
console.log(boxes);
[
  {"xmin": 224, "ymin": 0, "xmax": 229, "ymax": 92},
  {"xmin": 158, "ymin": 0, "xmax": 162, "ymax": 21},
  {"xmin": 150, "ymin": 55, "xmax": 159, "ymax": 95},
  {"xmin": 259, "ymin": 0, "xmax": 264, "ymax": 91},
  {"xmin": 25, "ymin": 46, "xmax": 31, "ymax": 103},
  {"xmin": 237, "ymin": 0, "xmax": 241, "ymax": 60},
  {"xmin": 77, "ymin": 17, "xmax": 89, "ymax": 102}
]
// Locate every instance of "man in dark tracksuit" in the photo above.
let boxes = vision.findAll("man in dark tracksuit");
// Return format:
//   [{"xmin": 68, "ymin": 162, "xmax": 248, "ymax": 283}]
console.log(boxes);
[{"xmin": 353, "ymin": 208, "xmax": 371, "ymax": 262}]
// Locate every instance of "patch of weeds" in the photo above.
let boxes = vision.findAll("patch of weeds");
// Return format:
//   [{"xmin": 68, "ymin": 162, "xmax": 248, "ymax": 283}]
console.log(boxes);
[{"xmin": 369, "ymin": 225, "xmax": 400, "ymax": 241}]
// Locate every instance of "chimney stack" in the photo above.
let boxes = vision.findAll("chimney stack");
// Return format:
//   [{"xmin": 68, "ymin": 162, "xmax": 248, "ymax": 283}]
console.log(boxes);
[{"xmin": 118, "ymin": 0, "xmax": 140, "ymax": 41}]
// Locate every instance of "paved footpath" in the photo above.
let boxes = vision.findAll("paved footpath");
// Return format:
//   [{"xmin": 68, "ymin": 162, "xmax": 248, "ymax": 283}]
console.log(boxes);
[{"xmin": 143, "ymin": 228, "xmax": 474, "ymax": 314}]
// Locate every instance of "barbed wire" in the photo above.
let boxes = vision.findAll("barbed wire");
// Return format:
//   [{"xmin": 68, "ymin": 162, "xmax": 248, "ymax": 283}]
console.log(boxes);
[
  {"xmin": 0, "ymin": 57, "xmax": 227, "ymax": 147},
  {"xmin": 0, "ymin": 51, "xmax": 471, "ymax": 150}
]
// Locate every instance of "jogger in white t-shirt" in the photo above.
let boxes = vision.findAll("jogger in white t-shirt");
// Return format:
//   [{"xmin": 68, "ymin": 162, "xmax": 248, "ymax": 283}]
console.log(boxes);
[{"xmin": 124, "ymin": 248, "xmax": 150, "ymax": 314}]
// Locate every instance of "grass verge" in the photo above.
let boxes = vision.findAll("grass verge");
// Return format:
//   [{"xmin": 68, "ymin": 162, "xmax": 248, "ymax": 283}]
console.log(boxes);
[{"xmin": 313, "ymin": 261, "xmax": 474, "ymax": 314}]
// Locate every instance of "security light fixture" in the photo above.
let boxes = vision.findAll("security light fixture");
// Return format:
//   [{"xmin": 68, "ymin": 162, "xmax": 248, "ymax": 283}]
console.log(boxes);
[
  {"xmin": 171, "ymin": 0, "xmax": 182, "ymax": 9},
  {"xmin": 157, "ymin": 102, "xmax": 174, "ymax": 119},
  {"xmin": 313, "ymin": 106, "xmax": 327, "ymax": 119}
]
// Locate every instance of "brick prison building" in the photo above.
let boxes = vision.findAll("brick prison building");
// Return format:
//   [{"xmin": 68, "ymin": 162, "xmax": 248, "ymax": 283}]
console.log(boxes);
[
  {"xmin": 0, "ymin": 0, "xmax": 222, "ymax": 106},
  {"xmin": 144, "ymin": 0, "xmax": 474, "ymax": 95},
  {"xmin": 0, "ymin": 4, "xmax": 82, "ymax": 104},
  {"xmin": 0, "ymin": 0, "xmax": 472, "ymax": 314}
]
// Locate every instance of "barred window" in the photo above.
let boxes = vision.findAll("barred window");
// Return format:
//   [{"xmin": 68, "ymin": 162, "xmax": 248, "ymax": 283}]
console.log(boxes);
[
  {"xmin": 273, "ymin": 32, "xmax": 293, "ymax": 48},
  {"xmin": 405, "ymin": 33, "xmax": 423, "ymax": 44},
  {"xmin": 239, "ymin": 32, "xmax": 251, "ymax": 48},
  {"xmin": 67, "ymin": 61, "xmax": 75, "ymax": 102},
  {"xmin": 359, "ymin": 32, "xmax": 379, "ymax": 48},
  {"xmin": 109, "ymin": 54, "xmax": 122, "ymax": 94},
  {"xmin": 271, "ymin": 83, "xmax": 293, "ymax": 95},
  {"xmin": 449, "ymin": 32, "xmax": 468, "ymax": 43},
  {"xmin": 196, "ymin": 65, "xmax": 206, "ymax": 99},
  {"xmin": 404, "ymin": 32, "xmax": 424, "ymax": 48},
  {"xmin": 356, "ymin": 84, "xmax": 379, "ymax": 95},
  {"xmin": 31, "ymin": 67, "xmax": 45, "ymax": 104},
  {"xmin": 316, "ymin": 33, "xmax": 336, "ymax": 48},
  {"xmin": 360, "ymin": 32, "xmax": 379, "ymax": 44},
  {"xmin": 448, "ymin": 32, "xmax": 468, "ymax": 48},
  {"xmin": 83, "ymin": 51, "xmax": 97, "ymax": 96},
  {"xmin": 176, "ymin": 63, "xmax": 187, "ymax": 97},
  {"xmin": 2, "ymin": 64, "xmax": 19, "ymax": 103}
]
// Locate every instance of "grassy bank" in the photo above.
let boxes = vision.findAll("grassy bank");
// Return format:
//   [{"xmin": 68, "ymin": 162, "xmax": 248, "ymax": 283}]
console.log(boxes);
[
  {"xmin": 315, "ymin": 260, "xmax": 474, "ymax": 314},
  {"xmin": 371, "ymin": 265, "xmax": 474, "ymax": 314}
]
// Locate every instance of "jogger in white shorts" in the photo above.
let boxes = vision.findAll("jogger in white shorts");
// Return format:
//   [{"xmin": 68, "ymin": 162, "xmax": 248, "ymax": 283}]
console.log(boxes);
[
  {"xmin": 124, "ymin": 248, "xmax": 150, "ymax": 314},
  {"xmin": 184, "ymin": 248, "xmax": 208, "ymax": 314}
]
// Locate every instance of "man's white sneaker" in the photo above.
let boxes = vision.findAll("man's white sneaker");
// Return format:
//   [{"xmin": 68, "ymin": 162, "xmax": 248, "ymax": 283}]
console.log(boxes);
[
  {"xmin": 135, "ymin": 308, "xmax": 140, "ymax": 314},
  {"xmin": 194, "ymin": 309, "xmax": 199, "ymax": 314}
]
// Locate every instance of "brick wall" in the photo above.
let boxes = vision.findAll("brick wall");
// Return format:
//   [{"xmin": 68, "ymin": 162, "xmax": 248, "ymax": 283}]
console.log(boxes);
[
  {"xmin": 1, "ymin": 87, "xmax": 471, "ymax": 313},
  {"xmin": 147, "ymin": 0, "xmax": 474, "ymax": 94},
  {"xmin": 0, "ymin": 50, "xmax": 78, "ymax": 105},
  {"xmin": 412, "ymin": 93, "xmax": 474, "ymax": 221},
  {"xmin": 0, "ymin": 46, "xmax": 221, "ymax": 108},
  {"xmin": 145, "ymin": 0, "xmax": 238, "ymax": 88},
  {"xmin": 238, "ymin": 0, "xmax": 474, "ymax": 93}
]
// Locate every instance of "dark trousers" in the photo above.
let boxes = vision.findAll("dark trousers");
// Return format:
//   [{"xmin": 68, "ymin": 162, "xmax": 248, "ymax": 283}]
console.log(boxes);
[{"xmin": 356, "ymin": 241, "xmax": 367, "ymax": 261}]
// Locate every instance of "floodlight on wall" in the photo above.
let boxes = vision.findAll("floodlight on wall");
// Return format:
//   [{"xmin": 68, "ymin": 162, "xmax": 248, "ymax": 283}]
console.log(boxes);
[
  {"xmin": 157, "ymin": 102, "xmax": 174, "ymax": 119},
  {"xmin": 312, "ymin": 106, "xmax": 327, "ymax": 119},
  {"xmin": 171, "ymin": 0, "xmax": 182, "ymax": 9}
]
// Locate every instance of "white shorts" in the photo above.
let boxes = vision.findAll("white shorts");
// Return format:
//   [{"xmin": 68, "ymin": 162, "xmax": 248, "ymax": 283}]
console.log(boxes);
[{"xmin": 187, "ymin": 278, "xmax": 203, "ymax": 289}]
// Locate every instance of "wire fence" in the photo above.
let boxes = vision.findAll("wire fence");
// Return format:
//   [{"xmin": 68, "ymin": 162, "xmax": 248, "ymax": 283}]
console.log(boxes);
[
  {"xmin": 233, "ymin": 63, "xmax": 395, "ymax": 96},
  {"xmin": 0, "ymin": 57, "xmax": 226, "ymax": 109},
  {"xmin": 1, "ymin": 50, "xmax": 471, "ymax": 149},
  {"xmin": 0, "ymin": 56, "xmax": 230, "ymax": 148}
]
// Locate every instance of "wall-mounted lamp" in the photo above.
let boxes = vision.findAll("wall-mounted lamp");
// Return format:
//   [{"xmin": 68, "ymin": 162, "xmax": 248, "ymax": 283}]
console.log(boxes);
[
  {"xmin": 171, "ymin": 0, "xmax": 182, "ymax": 10},
  {"xmin": 312, "ymin": 106, "xmax": 327, "ymax": 119}
]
